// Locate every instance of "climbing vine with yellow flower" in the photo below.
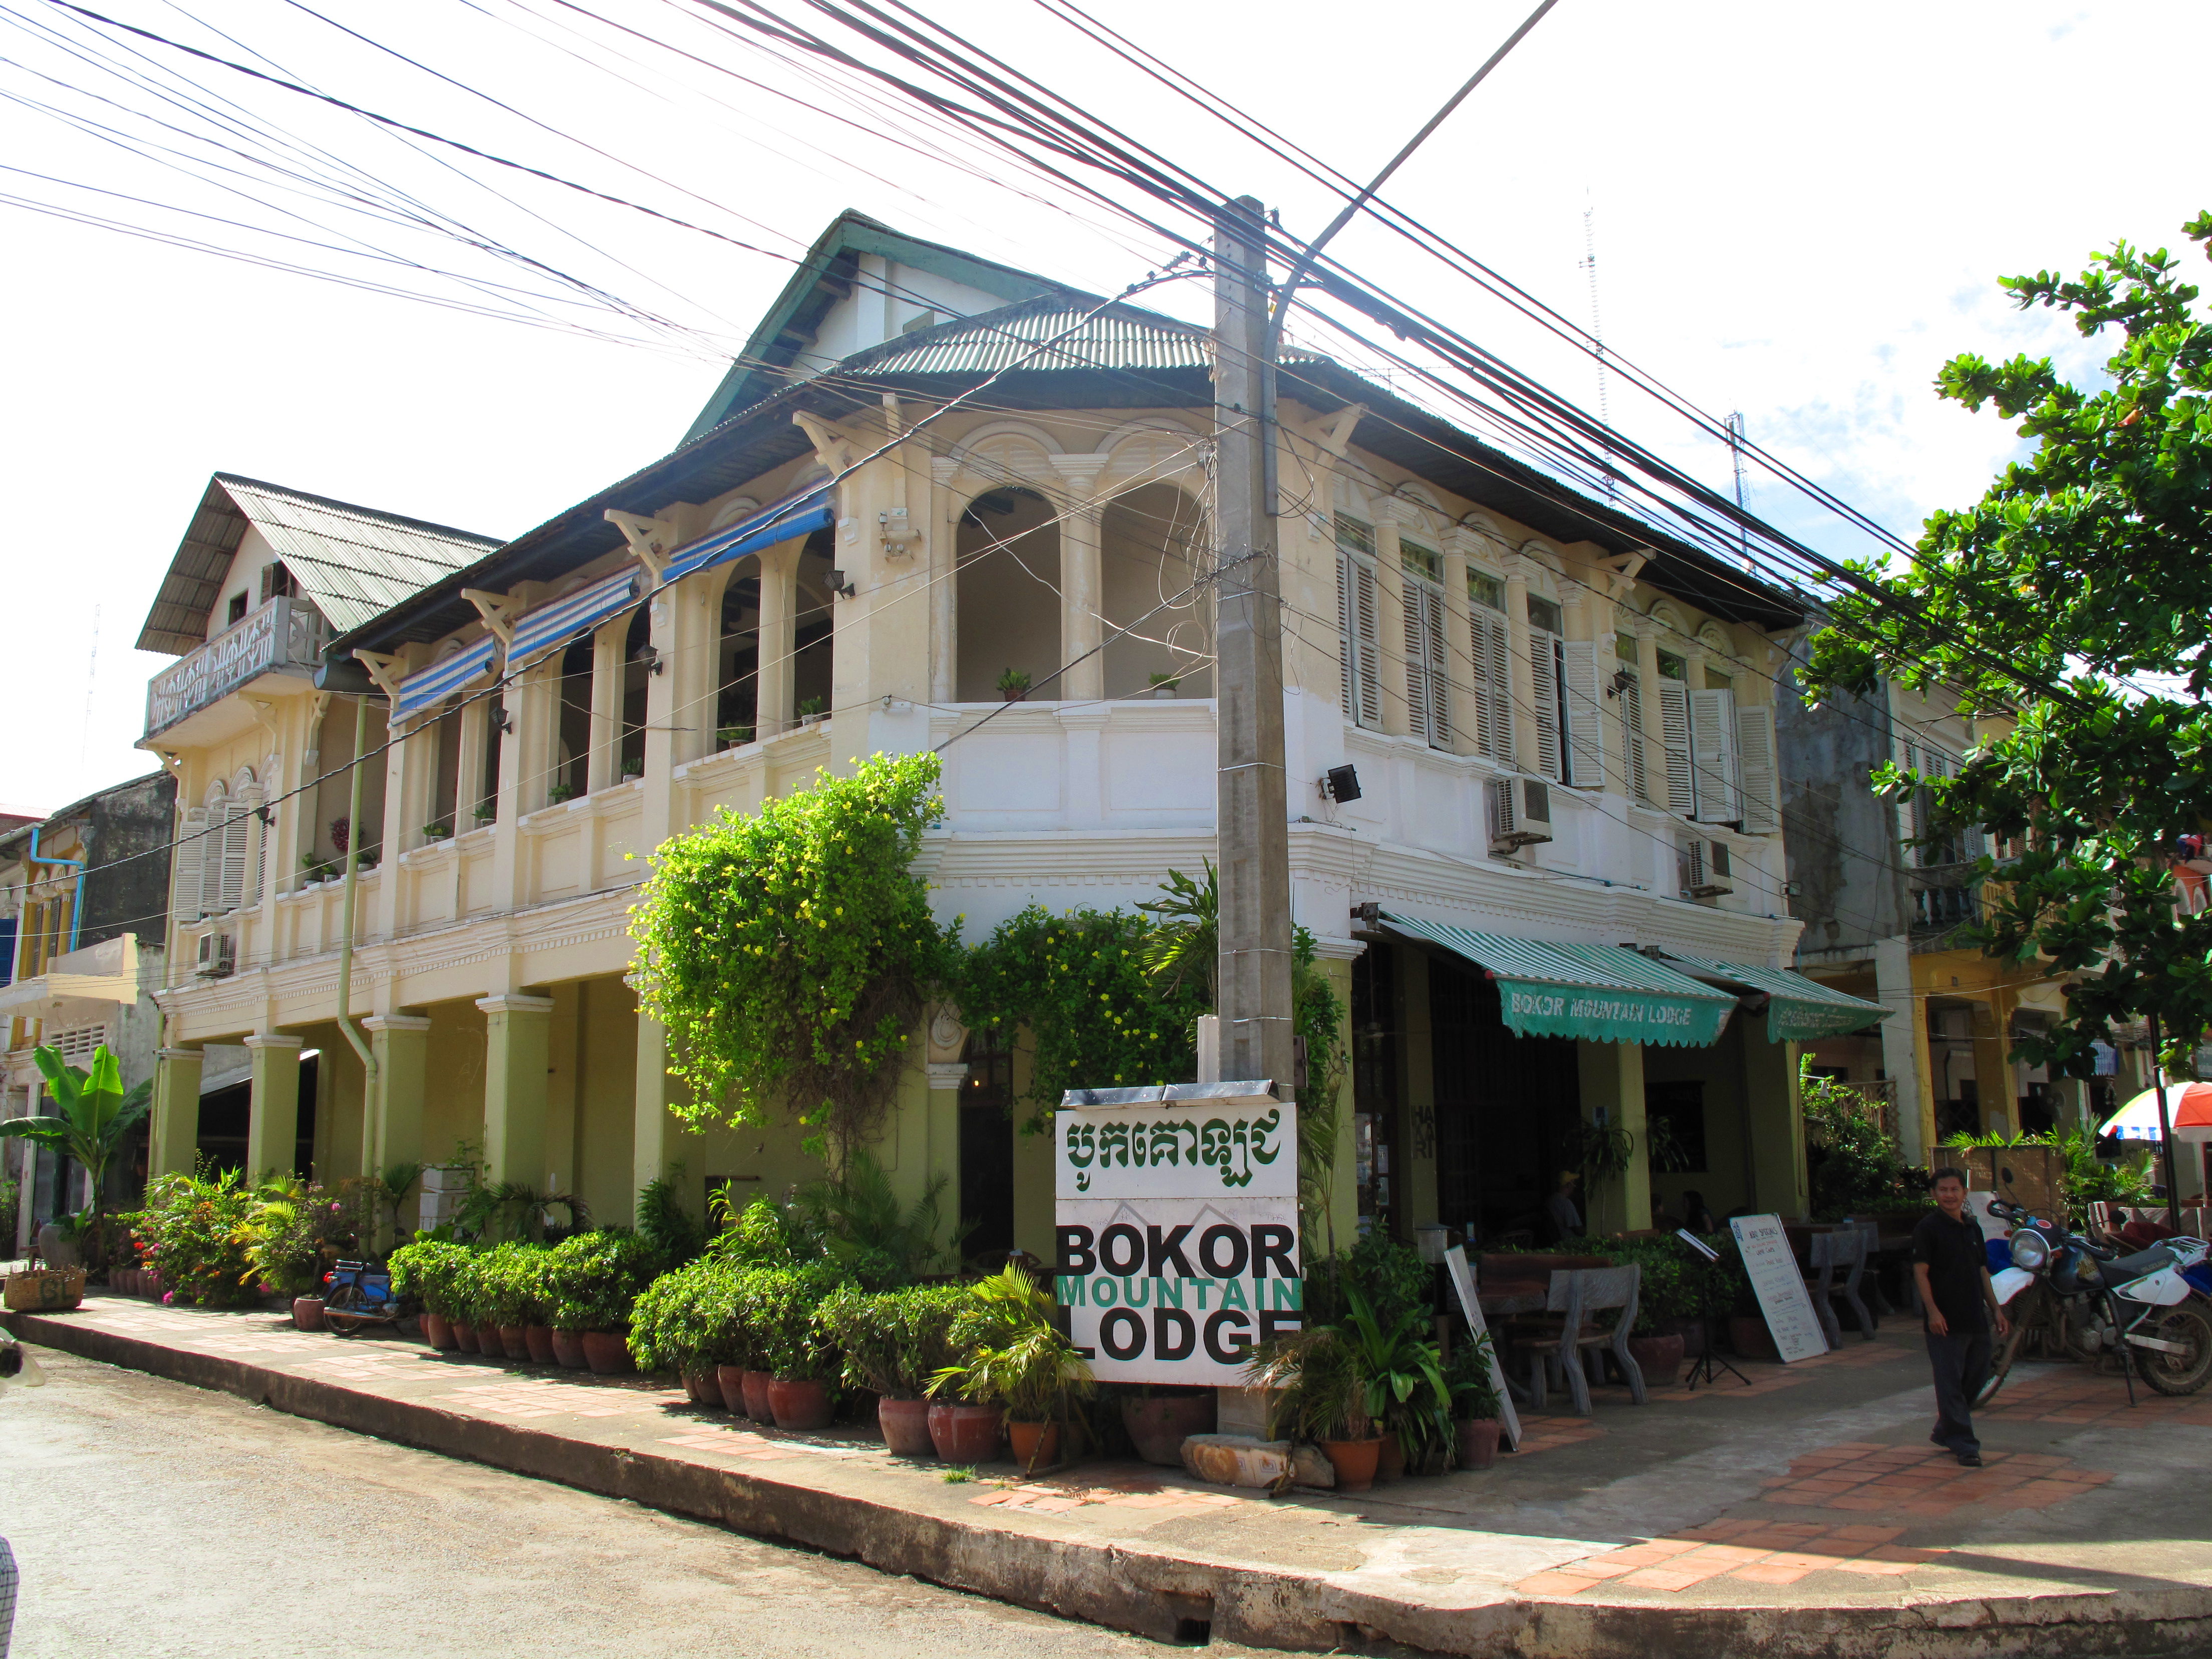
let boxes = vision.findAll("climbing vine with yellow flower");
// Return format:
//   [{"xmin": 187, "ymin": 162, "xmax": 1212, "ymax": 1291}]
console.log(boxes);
[{"xmin": 629, "ymin": 752, "xmax": 951, "ymax": 1156}]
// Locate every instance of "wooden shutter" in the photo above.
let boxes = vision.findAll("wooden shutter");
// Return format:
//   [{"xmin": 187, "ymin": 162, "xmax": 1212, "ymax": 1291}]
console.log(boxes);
[
  {"xmin": 174, "ymin": 807, "xmax": 206, "ymax": 923},
  {"xmin": 1337, "ymin": 550, "xmax": 1382, "ymax": 729},
  {"xmin": 1689, "ymin": 686, "xmax": 1740, "ymax": 822},
  {"xmin": 1617, "ymin": 673, "xmax": 1649, "ymax": 803},
  {"xmin": 1561, "ymin": 640, "xmax": 1605, "ymax": 788},
  {"xmin": 1469, "ymin": 608, "xmax": 1512, "ymax": 763},
  {"xmin": 1529, "ymin": 629, "xmax": 1563, "ymax": 781},
  {"xmin": 1734, "ymin": 702, "xmax": 1779, "ymax": 834},
  {"xmin": 198, "ymin": 800, "xmax": 228, "ymax": 919},
  {"xmin": 1403, "ymin": 582, "xmax": 1449, "ymax": 748},
  {"xmin": 238, "ymin": 788, "xmax": 266, "ymax": 909},
  {"xmin": 215, "ymin": 804, "xmax": 250, "ymax": 914},
  {"xmin": 1660, "ymin": 681, "xmax": 1695, "ymax": 816}
]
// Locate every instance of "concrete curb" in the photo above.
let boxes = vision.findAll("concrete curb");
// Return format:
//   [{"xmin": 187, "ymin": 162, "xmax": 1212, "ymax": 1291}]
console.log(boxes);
[{"xmin": 12, "ymin": 1309, "xmax": 2212, "ymax": 1658}]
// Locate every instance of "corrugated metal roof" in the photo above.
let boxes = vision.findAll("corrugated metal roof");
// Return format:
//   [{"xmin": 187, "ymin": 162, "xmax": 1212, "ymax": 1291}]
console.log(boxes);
[
  {"xmin": 135, "ymin": 474, "xmax": 502, "ymax": 655},
  {"xmin": 852, "ymin": 301, "xmax": 1210, "ymax": 379}
]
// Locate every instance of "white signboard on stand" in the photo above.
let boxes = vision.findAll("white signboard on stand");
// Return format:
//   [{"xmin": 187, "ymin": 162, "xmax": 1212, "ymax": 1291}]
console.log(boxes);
[
  {"xmin": 1055, "ymin": 1082, "xmax": 1300, "ymax": 1386},
  {"xmin": 1443, "ymin": 1245, "xmax": 1520, "ymax": 1452},
  {"xmin": 1728, "ymin": 1213, "xmax": 1830, "ymax": 1363}
]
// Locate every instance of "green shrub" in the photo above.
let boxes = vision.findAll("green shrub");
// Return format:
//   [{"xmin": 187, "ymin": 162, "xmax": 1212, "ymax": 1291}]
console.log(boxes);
[
  {"xmin": 1589, "ymin": 1234, "xmax": 1714, "ymax": 1335},
  {"xmin": 710, "ymin": 1194, "xmax": 808, "ymax": 1269},
  {"xmin": 476, "ymin": 1241, "xmax": 553, "ymax": 1328},
  {"xmin": 1308, "ymin": 1229, "xmax": 1431, "ymax": 1331},
  {"xmin": 544, "ymin": 1229, "xmax": 663, "ymax": 1332},
  {"xmin": 629, "ymin": 1256, "xmax": 746, "ymax": 1374},
  {"xmin": 389, "ymin": 1240, "xmax": 475, "ymax": 1318},
  {"xmin": 737, "ymin": 1262, "xmax": 848, "ymax": 1380},
  {"xmin": 132, "ymin": 1168, "xmax": 263, "ymax": 1307},
  {"xmin": 637, "ymin": 1173, "xmax": 706, "ymax": 1267},
  {"xmin": 817, "ymin": 1282, "xmax": 969, "ymax": 1399},
  {"xmin": 930, "ymin": 1267, "xmax": 1093, "ymax": 1425}
]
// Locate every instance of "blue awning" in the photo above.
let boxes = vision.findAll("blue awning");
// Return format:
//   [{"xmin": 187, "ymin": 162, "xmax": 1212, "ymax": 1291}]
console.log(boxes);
[
  {"xmin": 506, "ymin": 569, "xmax": 639, "ymax": 671},
  {"xmin": 659, "ymin": 486, "xmax": 834, "ymax": 585},
  {"xmin": 392, "ymin": 636, "xmax": 496, "ymax": 721}
]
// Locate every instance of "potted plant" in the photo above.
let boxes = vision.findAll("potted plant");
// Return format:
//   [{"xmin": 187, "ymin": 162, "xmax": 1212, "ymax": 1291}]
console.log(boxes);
[
  {"xmin": 545, "ymin": 1229, "xmax": 662, "ymax": 1373},
  {"xmin": 445, "ymin": 1250, "xmax": 485, "ymax": 1352},
  {"xmin": 390, "ymin": 1240, "xmax": 473, "ymax": 1351},
  {"xmin": 1121, "ymin": 1384, "xmax": 1218, "ymax": 1466},
  {"xmin": 622, "ymin": 758, "xmax": 644, "ymax": 779},
  {"xmin": 1249, "ymin": 1324, "xmax": 1379, "ymax": 1492},
  {"xmin": 422, "ymin": 821, "xmax": 453, "ymax": 841},
  {"xmin": 1446, "ymin": 1330, "xmax": 1505, "ymax": 1470},
  {"xmin": 243, "ymin": 1186, "xmax": 328, "ymax": 1328},
  {"xmin": 718, "ymin": 725, "xmax": 755, "ymax": 749},
  {"xmin": 1147, "ymin": 672, "xmax": 1181, "ymax": 700},
  {"xmin": 1, "ymin": 1044, "xmax": 150, "ymax": 1279},
  {"xmin": 930, "ymin": 1266, "xmax": 1093, "ymax": 1474},
  {"xmin": 1342, "ymin": 1285, "xmax": 1452, "ymax": 1479},
  {"xmin": 757, "ymin": 1263, "xmax": 847, "ymax": 1430},
  {"xmin": 479, "ymin": 1241, "xmax": 548, "ymax": 1362},
  {"xmin": 797, "ymin": 696, "xmax": 827, "ymax": 726},
  {"xmin": 1598, "ymin": 1236, "xmax": 1699, "ymax": 1386},
  {"xmin": 546, "ymin": 783, "xmax": 577, "ymax": 804},
  {"xmin": 820, "ymin": 1282, "xmax": 968, "ymax": 1458},
  {"xmin": 630, "ymin": 1255, "xmax": 736, "ymax": 1407},
  {"xmin": 994, "ymin": 668, "xmax": 1031, "ymax": 704},
  {"xmin": 473, "ymin": 803, "xmax": 496, "ymax": 826}
]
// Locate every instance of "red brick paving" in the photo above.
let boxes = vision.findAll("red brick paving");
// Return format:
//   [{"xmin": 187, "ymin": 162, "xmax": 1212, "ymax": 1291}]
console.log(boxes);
[
  {"xmin": 1755, "ymin": 1441, "xmax": 2111, "ymax": 1516},
  {"xmin": 1982, "ymin": 1370, "xmax": 2212, "ymax": 1428},
  {"xmin": 1514, "ymin": 1516, "xmax": 1950, "ymax": 1598}
]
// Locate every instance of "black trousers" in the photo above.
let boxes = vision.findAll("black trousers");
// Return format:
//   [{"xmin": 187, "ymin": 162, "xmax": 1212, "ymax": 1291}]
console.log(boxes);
[{"xmin": 1925, "ymin": 1330, "xmax": 1992, "ymax": 1454}]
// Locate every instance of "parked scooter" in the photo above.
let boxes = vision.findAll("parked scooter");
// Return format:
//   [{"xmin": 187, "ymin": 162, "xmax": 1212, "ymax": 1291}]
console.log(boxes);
[{"xmin": 1977, "ymin": 1197, "xmax": 2212, "ymax": 1405}]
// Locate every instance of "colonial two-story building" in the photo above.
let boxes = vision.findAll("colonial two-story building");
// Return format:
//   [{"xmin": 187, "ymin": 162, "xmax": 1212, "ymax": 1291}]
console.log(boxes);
[{"xmin": 137, "ymin": 212, "xmax": 1882, "ymax": 1259}]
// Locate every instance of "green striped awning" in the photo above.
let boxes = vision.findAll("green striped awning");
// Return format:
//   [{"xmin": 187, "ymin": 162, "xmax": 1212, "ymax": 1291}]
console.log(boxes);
[
  {"xmin": 1659, "ymin": 952, "xmax": 1892, "ymax": 1042},
  {"xmin": 1379, "ymin": 912, "xmax": 1737, "ymax": 1048}
]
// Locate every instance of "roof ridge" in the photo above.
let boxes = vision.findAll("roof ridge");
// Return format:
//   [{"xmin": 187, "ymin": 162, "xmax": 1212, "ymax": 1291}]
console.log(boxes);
[{"xmin": 212, "ymin": 473, "xmax": 503, "ymax": 547}]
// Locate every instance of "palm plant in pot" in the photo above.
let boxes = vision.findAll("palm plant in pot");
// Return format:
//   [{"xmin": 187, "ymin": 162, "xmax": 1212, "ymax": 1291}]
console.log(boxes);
[
  {"xmin": 1342, "ymin": 1285, "xmax": 1451, "ymax": 1479},
  {"xmin": 930, "ymin": 1266, "xmax": 1094, "ymax": 1474},
  {"xmin": 820, "ymin": 1282, "xmax": 968, "ymax": 1457},
  {"xmin": 1247, "ymin": 1324, "xmax": 1377, "ymax": 1491}
]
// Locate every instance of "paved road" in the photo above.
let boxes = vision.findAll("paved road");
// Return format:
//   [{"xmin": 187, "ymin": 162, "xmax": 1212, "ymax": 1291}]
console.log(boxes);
[{"xmin": 0, "ymin": 1350, "xmax": 1283, "ymax": 1659}]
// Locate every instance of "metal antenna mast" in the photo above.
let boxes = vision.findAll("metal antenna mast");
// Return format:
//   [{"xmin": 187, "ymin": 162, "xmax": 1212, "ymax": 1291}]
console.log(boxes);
[{"xmin": 1580, "ymin": 199, "xmax": 1613, "ymax": 498}]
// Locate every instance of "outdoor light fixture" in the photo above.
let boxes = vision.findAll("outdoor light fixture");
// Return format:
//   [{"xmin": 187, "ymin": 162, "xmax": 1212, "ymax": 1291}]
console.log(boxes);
[
  {"xmin": 827, "ymin": 569, "xmax": 857, "ymax": 599},
  {"xmin": 632, "ymin": 645, "xmax": 663, "ymax": 675},
  {"xmin": 1322, "ymin": 764, "xmax": 1362, "ymax": 803},
  {"xmin": 490, "ymin": 706, "xmax": 512, "ymax": 733}
]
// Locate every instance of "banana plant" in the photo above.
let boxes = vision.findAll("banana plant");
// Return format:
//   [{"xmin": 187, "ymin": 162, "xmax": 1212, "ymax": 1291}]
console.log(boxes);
[{"xmin": 1, "ymin": 1044, "xmax": 152, "ymax": 1269}]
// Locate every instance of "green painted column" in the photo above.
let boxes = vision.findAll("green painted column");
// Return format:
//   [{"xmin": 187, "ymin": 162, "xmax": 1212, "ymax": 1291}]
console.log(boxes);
[
  {"xmin": 1744, "ymin": 1025, "xmax": 1808, "ymax": 1219},
  {"xmin": 361, "ymin": 1013, "xmax": 432, "ymax": 1179},
  {"xmin": 478, "ymin": 993, "xmax": 555, "ymax": 1188},
  {"xmin": 1578, "ymin": 1039, "xmax": 1649, "ymax": 1236},
  {"xmin": 632, "ymin": 1009, "xmax": 674, "ymax": 1225},
  {"xmin": 243, "ymin": 1033, "xmax": 304, "ymax": 1180},
  {"xmin": 150, "ymin": 1046, "xmax": 204, "ymax": 1178}
]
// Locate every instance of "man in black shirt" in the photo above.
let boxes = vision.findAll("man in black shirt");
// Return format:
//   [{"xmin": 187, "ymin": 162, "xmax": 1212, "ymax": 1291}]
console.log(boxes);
[{"xmin": 1912, "ymin": 1168, "xmax": 2010, "ymax": 1466}]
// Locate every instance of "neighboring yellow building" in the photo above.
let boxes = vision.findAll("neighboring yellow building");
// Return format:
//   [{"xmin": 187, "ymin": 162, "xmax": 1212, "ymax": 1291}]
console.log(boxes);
[{"xmin": 135, "ymin": 213, "xmax": 1855, "ymax": 1257}]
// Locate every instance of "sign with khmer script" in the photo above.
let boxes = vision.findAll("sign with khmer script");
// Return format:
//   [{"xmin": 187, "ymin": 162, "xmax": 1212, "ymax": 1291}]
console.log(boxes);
[{"xmin": 1055, "ymin": 1083, "xmax": 1300, "ymax": 1386}]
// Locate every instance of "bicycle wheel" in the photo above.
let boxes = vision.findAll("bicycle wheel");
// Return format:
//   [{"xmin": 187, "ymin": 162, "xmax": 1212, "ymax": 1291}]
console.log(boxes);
[{"xmin": 2134, "ymin": 1302, "xmax": 2212, "ymax": 1397}]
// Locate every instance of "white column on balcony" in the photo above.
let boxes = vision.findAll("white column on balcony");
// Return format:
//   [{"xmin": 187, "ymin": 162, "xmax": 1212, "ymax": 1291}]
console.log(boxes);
[
  {"xmin": 1634, "ymin": 618, "xmax": 1666, "ymax": 808},
  {"xmin": 930, "ymin": 456, "xmax": 961, "ymax": 704},
  {"xmin": 455, "ymin": 695, "xmax": 490, "ymax": 829},
  {"xmin": 1050, "ymin": 452, "xmax": 1109, "ymax": 703},
  {"xmin": 1504, "ymin": 557, "xmax": 1540, "ymax": 773},
  {"xmin": 1369, "ymin": 499, "xmax": 1414, "ymax": 737},
  {"xmin": 1440, "ymin": 527, "xmax": 1482, "ymax": 757},
  {"xmin": 756, "ymin": 537, "xmax": 801, "ymax": 737},
  {"xmin": 586, "ymin": 614, "xmax": 626, "ymax": 796}
]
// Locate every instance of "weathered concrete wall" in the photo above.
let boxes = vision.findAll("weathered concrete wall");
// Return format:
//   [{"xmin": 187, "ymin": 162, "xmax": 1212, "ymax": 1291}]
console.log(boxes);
[
  {"xmin": 1773, "ymin": 629, "xmax": 1910, "ymax": 962},
  {"xmin": 79, "ymin": 768, "xmax": 177, "ymax": 950}
]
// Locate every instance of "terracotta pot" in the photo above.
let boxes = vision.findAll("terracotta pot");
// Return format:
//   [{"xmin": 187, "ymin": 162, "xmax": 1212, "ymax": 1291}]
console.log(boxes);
[
  {"xmin": 450, "ymin": 1319, "xmax": 480, "ymax": 1353},
  {"xmin": 717, "ymin": 1365, "xmax": 752, "ymax": 1418},
  {"xmin": 740, "ymin": 1369, "xmax": 775, "ymax": 1422},
  {"xmin": 1669, "ymin": 1316, "xmax": 1708, "ymax": 1359},
  {"xmin": 928, "ymin": 1402, "xmax": 1004, "ymax": 1464},
  {"xmin": 684, "ymin": 1368, "xmax": 727, "ymax": 1410},
  {"xmin": 292, "ymin": 1296, "xmax": 326, "ymax": 1332},
  {"xmin": 1121, "ymin": 1391, "xmax": 1217, "ymax": 1467},
  {"xmin": 498, "ymin": 1325, "xmax": 531, "ymax": 1362},
  {"xmin": 581, "ymin": 1330, "xmax": 634, "ymax": 1375},
  {"xmin": 1455, "ymin": 1418, "xmax": 1503, "ymax": 1471},
  {"xmin": 422, "ymin": 1311, "xmax": 455, "ymax": 1351},
  {"xmin": 550, "ymin": 1328, "xmax": 589, "ymax": 1369},
  {"xmin": 1007, "ymin": 1419, "xmax": 1061, "ymax": 1473},
  {"xmin": 1626, "ymin": 1333, "xmax": 1686, "ymax": 1389},
  {"xmin": 878, "ymin": 1397, "xmax": 936, "ymax": 1457},
  {"xmin": 768, "ymin": 1376, "xmax": 834, "ymax": 1432},
  {"xmin": 1375, "ymin": 1435, "xmax": 1406, "ymax": 1484},
  {"xmin": 1319, "ymin": 1437, "xmax": 1384, "ymax": 1493},
  {"xmin": 524, "ymin": 1325, "xmax": 556, "ymax": 1365},
  {"xmin": 1728, "ymin": 1314, "xmax": 1780, "ymax": 1363}
]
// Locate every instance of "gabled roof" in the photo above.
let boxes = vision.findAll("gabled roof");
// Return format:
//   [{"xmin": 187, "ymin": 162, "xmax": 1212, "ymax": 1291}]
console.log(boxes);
[
  {"xmin": 135, "ymin": 474, "xmax": 504, "ymax": 656},
  {"xmin": 679, "ymin": 209, "xmax": 1072, "ymax": 445}
]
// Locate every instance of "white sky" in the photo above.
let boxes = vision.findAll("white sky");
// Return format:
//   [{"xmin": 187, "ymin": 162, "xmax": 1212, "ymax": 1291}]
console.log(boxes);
[{"xmin": 1, "ymin": 0, "xmax": 2204, "ymax": 810}]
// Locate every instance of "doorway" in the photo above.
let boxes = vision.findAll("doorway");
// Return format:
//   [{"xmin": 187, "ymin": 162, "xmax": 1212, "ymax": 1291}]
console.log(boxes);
[{"xmin": 957, "ymin": 1030, "xmax": 1015, "ymax": 1269}]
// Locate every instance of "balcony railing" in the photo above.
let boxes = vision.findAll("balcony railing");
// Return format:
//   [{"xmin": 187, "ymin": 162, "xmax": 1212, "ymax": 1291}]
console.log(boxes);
[
  {"xmin": 1911, "ymin": 867, "xmax": 1981, "ymax": 933},
  {"xmin": 146, "ymin": 596, "xmax": 326, "ymax": 737}
]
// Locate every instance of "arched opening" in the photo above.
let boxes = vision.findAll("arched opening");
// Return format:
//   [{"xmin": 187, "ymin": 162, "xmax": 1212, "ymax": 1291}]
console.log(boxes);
[
  {"xmin": 621, "ymin": 604, "xmax": 651, "ymax": 776},
  {"xmin": 1101, "ymin": 481, "xmax": 1211, "ymax": 698},
  {"xmin": 956, "ymin": 486, "xmax": 1060, "ymax": 701},
  {"xmin": 555, "ymin": 636, "xmax": 592, "ymax": 800},
  {"xmin": 793, "ymin": 524, "xmax": 837, "ymax": 721},
  {"xmin": 428, "ymin": 703, "xmax": 462, "ymax": 834},
  {"xmin": 717, "ymin": 570, "xmax": 760, "ymax": 743}
]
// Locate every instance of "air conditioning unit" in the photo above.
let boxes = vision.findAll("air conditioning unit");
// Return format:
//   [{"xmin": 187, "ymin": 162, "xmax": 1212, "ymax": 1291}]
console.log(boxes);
[
  {"xmin": 1680, "ymin": 837, "xmax": 1734, "ymax": 900},
  {"xmin": 1489, "ymin": 777, "xmax": 1554, "ymax": 854},
  {"xmin": 195, "ymin": 931, "xmax": 236, "ymax": 978}
]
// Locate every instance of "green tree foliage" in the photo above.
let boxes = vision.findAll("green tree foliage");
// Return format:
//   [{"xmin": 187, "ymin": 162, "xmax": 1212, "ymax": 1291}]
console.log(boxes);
[
  {"xmin": 2, "ymin": 1043, "xmax": 151, "ymax": 1267},
  {"xmin": 630, "ymin": 753, "xmax": 949, "ymax": 1153},
  {"xmin": 1804, "ymin": 213, "xmax": 2212, "ymax": 1071},
  {"xmin": 1799, "ymin": 1060, "xmax": 1918, "ymax": 1218}
]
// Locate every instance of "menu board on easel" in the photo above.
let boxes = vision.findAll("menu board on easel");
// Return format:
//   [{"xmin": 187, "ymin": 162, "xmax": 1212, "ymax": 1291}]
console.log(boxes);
[
  {"xmin": 1444, "ymin": 1245, "xmax": 1521, "ymax": 1452},
  {"xmin": 1728, "ymin": 1213, "xmax": 1830, "ymax": 1363}
]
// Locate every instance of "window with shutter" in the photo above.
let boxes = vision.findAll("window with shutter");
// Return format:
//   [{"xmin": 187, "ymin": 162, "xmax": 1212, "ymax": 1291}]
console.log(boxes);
[
  {"xmin": 1734, "ymin": 702, "xmax": 1779, "ymax": 834},
  {"xmin": 197, "ymin": 796, "xmax": 229, "ymax": 919},
  {"xmin": 1560, "ymin": 640, "xmax": 1606, "ymax": 788},
  {"xmin": 1660, "ymin": 681, "xmax": 1695, "ymax": 816},
  {"xmin": 1402, "ymin": 576, "xmax": 1449, "ymax": 748},
  {"xmin": 210, "ymin": 801, "xmax": 250, "ymax": 915},
  {"xmin": 237, "ymin": 788, "xmax": 266, "ymax": 910},
  {"xmin": 1689, "ymin": 686, "xmax": 1741, "ymax": 823},
  {"xmin": 1617, "ymin": 671, "xmax": 1649, "ymax": 803},
  {"xmin": 1337, "ymin": 547, "xmax": 1382, "ymax": 729},
  {"xmin": 1467, "ymin": 578, "xmax": 1512, "ymax": 763},
  {"xmin": 174, "ymin": 806, "xmax": 207, "ymax": 924},
  {"xmin": 1528, "ymin": 624, "xmax": 1564, "ymax": 782}
]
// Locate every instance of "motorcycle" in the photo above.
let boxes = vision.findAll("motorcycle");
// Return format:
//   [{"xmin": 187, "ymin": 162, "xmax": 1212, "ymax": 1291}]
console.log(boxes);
[
  {"xmin": 1976, "ymin": 1197, "xmax": 2212, "ymax": 1406},
  {"xmin": 319, "ymin": 1260, "xmax": 407, "ymax": 1336}
]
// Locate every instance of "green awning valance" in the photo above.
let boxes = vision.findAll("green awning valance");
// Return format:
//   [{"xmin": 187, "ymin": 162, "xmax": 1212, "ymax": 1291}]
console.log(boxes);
[
  {"xmin": 1658, "ymin": 952, "xmax": 1892, "ymax": 1042},
  {"xmin": 1379, "ymin": 912, "xmax": 1737, "ymax": 1048}
]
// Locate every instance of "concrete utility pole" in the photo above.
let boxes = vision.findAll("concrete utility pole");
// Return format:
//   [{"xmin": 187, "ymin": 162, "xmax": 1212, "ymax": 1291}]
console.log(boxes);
[{"xmin": 1212, "ymin": 197, "xmax": 1295, "ymax": 1096}]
